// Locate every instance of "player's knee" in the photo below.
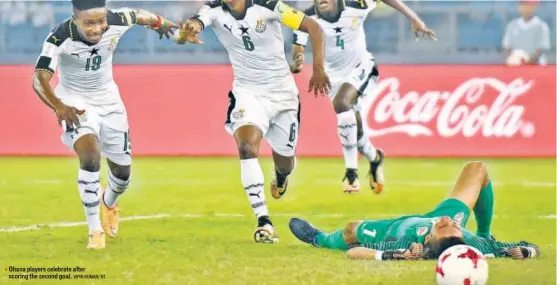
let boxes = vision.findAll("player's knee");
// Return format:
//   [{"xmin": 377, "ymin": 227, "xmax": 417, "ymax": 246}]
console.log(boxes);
[
  {"xmin": 78, "ymin": 151, "xmax": 101, "ymax": 172},
  {"xmin": 464, "ymin": 161, "xmax": 488, "ymax": 177},
  {"xmin": 332, "ymin": 96, "xmax": 353, "ymax": 114},
  {"xmin": 110, "ymin": 165, "xmax": 131, "ymax": 181},
  {"xmin": 238, "ymin": 141, "xmax": 259, "ymax": 159},
  {"xmin": 343, "ymin": 221, "xmax": 361, "ymax": 245}
]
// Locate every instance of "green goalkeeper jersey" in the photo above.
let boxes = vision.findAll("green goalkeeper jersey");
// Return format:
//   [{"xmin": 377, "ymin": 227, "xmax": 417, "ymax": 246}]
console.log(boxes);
[
  {"xmin": 355, "ymin": 198, "xmax": 535, "ymax": 257},
  {"xmin": 362, "ymin": 230, "xmax": 535, "ymax": 258}
]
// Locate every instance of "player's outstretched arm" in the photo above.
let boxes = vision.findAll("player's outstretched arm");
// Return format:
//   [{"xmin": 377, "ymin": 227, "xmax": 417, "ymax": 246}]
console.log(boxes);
[
  {"xmin": 380, "ymin": 0, "xmax": 436, "ymax": 41},
  {"xmin": 348, "ymin": 236, "xmax": 424, "ymax": 261},
  {"xmin": 175, "ymin": 19, "xmax": 204, "ymax": 45},
  {"xmin": 125, "ymin": 8, "xmax": 177, "ymax": 39},
  {"xmin": 494, "ymin": 241, "xmax": 541, "ymax": 259},
  {"xmin": 174, "ymin": 3, "xmax": 218, "ymax": 45},
  {"xmin": 347, "ymin": 243, "xmax": 424, "ymax": 261}
]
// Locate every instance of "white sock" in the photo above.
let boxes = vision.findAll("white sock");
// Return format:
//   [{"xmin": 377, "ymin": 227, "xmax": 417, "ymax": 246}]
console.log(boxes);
[
  {"xmin": 77, "ymin": 169, "xmax": 102, "ymax": 232},
  {"xmin": 337, "ymin": 110, "xmax": 358, "ymax": 169},
  {"xmin": 104, "ymin": 170, "xmax": 130, "ymax": 208},
  {"xmin": 358, "ymin": 132, "xmax": 377, "ymax": 162},
  {"xmin": 240, "ymin": 158, "xmax": 268, "ymax": 218}
]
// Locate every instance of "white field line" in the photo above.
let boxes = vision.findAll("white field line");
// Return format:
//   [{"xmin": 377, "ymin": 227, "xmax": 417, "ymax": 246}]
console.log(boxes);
[
  {"xmin": 0, "ymin": 212, "xmax": 555, "ymax": 233},
  {"xmin": 8, "ymin": 0, "xmax": 557, "ymax": 2},
  {"xmin": 17, "ymin": 179, "xmax": 557, "ymax": 187}
]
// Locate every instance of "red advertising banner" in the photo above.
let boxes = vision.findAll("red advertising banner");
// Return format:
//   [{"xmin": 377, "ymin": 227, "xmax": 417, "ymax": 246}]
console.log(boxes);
[{"xmin": 0, "ymin": 65, "xmax": 554, "ymax": 157}]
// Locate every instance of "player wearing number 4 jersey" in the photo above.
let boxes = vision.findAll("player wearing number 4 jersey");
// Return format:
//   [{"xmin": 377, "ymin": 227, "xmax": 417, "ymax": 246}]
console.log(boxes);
[
  {"xmin": 32, "ymin": 0, "xmax": 176, "ymax": 249},
  {"xmin": 290, "ymin": 161, "xmax": 540, "ymax": 260},
  {"xmin": 175, "ymin": 0, "xmax": 330, "ymax": 243},
  {"xmin": 291, "ymin": 0, "xmax": 436, "ymax": 193}
]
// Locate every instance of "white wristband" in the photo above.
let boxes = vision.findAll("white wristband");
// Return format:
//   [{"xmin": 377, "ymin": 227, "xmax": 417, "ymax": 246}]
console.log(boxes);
[{"xmin": 375, "ymin": 250, "xmax": 383, "ymax": 261}]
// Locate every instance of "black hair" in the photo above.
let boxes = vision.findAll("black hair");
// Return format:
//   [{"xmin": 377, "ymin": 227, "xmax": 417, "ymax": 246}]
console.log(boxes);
[
  {"xmin": 72, "ymin": 0, "xmax": 106, "ymax": 11},
  {"xmin": 424, "ymin": 236, "xmax": 466, "ymax": 260}
]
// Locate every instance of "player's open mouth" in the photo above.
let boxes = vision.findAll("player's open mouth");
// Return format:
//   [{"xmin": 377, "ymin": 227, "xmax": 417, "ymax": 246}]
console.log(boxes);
[{"xmin": 318, "ymin": 1, "xmax": 329, "ymax": 8}]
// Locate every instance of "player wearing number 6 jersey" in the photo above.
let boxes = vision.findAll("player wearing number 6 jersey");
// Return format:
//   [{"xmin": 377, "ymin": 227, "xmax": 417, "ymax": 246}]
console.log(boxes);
[
  {"xmin": 291, "ymin": 0, "xmax": 436, "ymax": 194},
  {"xmin": 32, "ymin": 0, "xmax": 176, "ymax": 249},
  {"xmin": 289, "ymin": 162, "xmax": 540, "ymax": 261},
  {"xmin": 175, "ymin": 0, "xmax": 330, "ymax": 243}
]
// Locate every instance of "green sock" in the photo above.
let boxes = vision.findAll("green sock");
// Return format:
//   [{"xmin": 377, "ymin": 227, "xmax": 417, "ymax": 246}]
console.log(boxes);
[
  {"xmin": 315, "ymin": 230, "xmax": 349, "ymax": 250},
  {"xmin": 474, "ymin": 180, "xmax": 494, "ymax": 238}
]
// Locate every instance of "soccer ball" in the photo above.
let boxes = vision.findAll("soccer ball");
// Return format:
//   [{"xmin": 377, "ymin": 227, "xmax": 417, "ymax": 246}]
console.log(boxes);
[
  {"xmin": 436, "ymin": 245, "xmax": 488, "ymax": 285},
  {"xmin": 506, "ymin": 49, "xmax": 530, "ymax": 66}
]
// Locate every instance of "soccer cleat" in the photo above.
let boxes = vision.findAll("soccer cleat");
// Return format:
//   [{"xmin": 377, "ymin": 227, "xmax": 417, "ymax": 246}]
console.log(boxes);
[
  {"xmin": 288, "ymin": 217, "xmax": 323, "ymax": 247},
  {"xmin": 100, "ymin": 187, "xmax": 120, "ymax": 238},
  {"xmin": 253, "ymin": 216, "xmax": 279, "ymax": 243},
  {"xmin": 343, "ymin": 168, "xmax": 360, "ymax": 194},
  {"xmin": 369, "ymin": 149, "xmax": 385, "ymax": 194},
  {"xmin": 270, "ymin": 172, "xmax": 289, "ymax": 199},
  {"xmin": 87, "ymin": 230, "xmax": 106, "ymax": 249}
]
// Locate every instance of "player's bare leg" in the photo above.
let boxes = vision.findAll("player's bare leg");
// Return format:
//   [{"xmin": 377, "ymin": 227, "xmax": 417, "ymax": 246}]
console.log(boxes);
[
  {"xmin": 448, "ymin": 161, "xmax": 494, "ymax": 238},
  {"xmin": 355, "ymin": 112, "xmax": 384, "ymax": 194},
  {"xmin": 100, "ymin": 160, "xmax": 131, "ymax": 238},
  {"xmin": 333, "ymin": 83, "xmax": 361, "ymax": 193},
  {"xmin": 74, "ymin": 134, "xmax": 105, "ymax": 249},
  {"xmin": 270, "ymin": 151, "xmax": 295, "ymax": 199},
  {"xmin": 234, "ymin": 125, "xmax": 278, "ymax": 243}
]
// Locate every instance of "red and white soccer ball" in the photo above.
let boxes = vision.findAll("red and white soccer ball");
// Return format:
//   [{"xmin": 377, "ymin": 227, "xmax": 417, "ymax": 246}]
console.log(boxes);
[{"xmin": 436, "ymin": 245, "xmax": 488, "ymax": 285}]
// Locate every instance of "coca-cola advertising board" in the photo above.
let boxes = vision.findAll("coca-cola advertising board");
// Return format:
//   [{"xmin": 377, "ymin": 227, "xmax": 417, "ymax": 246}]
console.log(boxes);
[{"xmin": 0, "ymin": 65, "xmax": 554, "ymax": 157}]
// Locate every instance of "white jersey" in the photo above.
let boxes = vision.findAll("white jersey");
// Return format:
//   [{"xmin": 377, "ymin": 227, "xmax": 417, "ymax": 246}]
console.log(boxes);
[
  {"xmin": 293, "ymin": 0, "xmax": 376, "ymax": 85},
  {"xmin": 193, "ymin": 0, "xmax": 306, "ymax": 109},
  {"xmin": 34, "ymin": 8, "xmax": 136, "ymax": 107}
]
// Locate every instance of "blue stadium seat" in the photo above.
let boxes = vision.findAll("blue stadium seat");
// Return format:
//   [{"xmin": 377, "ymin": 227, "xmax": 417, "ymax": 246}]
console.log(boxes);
[
  {"xmin": 365, "ymin": 15, "xmax": 399, "ymax": 53},
  {"xmin": 5, "ymin": 24, "xmax": 34, "ymax": 53},
  {"xmin": 118, "ymin": 28, "xmax": 149, "ymax": 53},
  {"xmin": 202, "ymin": 28, "xmax": 225, "ymax": 52},
  {"xmin": 54, "ymin": 11, "xmax": 71, "ymax": 24}
]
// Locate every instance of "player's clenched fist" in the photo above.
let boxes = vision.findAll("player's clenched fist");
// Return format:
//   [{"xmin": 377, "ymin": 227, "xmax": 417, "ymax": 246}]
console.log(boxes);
[
  {"xmin": 54, "ymin": 103, "xmax": 85, "ymax": 131},
  {"xmin": 308, "ymin": 66, "xmax": 331, "ymax": 97},
  {"xmin": 174, "ymin": 19, "xmax": 204, "ymax": 45}
]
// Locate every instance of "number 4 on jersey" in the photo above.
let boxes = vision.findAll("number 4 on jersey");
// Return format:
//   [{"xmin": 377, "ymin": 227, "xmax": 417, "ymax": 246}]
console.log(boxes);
[{"xmin": 336, "ymin": 36, "xmax": 345, "ymax": 50}]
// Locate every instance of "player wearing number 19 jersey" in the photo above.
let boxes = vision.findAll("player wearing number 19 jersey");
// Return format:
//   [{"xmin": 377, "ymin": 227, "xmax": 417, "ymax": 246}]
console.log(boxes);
[
  {"xmin": 291, "ymin": 0, "xmax": 436, "ymax": 194},
  {"xmin": 289, "ymin": 162, "xmax": 540, "ymax": 261},
  {"xmin": 32, "ymin": 0, "xmax": 175, "ymax": 249},
  {"xmin": 175, "ymin": 0, "xmax": 329, "ymax": 243}
]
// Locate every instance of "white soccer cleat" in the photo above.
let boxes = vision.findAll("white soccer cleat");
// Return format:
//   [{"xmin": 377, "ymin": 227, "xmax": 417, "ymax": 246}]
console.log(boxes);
[{"xmin": 253, "ymin": 224, "xmax": 279, "ymax": 244}]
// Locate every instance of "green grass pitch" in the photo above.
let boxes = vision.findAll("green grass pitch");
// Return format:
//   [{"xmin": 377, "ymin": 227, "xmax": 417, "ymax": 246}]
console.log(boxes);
[{"xmin": 0, "ymin": 157, "xmax": 555, "ymax": 284}]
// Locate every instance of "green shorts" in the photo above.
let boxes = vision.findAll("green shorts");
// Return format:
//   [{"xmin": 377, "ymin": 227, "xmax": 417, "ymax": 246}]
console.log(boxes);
[{"xmin": 424, "ymin": 198, "xmax": 471, "ymax": 226}]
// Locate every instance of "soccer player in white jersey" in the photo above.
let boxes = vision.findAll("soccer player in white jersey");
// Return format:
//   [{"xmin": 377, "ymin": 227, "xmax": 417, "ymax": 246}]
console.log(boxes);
[
  {"xmin": 32, "ymin": 0, "xmax": 175, "ymax": 249},
  {"xmin": 175, "ymin": 0, "xmax": 330, "ymax": 243},
  {"xmin": 291, "ymin": 0, "xmax": 435, "ymax": 194}
]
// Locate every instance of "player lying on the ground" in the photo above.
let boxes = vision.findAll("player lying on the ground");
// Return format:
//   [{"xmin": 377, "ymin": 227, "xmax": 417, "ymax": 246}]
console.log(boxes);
[
  {"xmin": 290, "ymin": 0, "xmax": 436, "ymax": 194},
  {"xmin": 174, "ymin": 0, "xmax": 330, "ymax": 244},
  {"xmin": 289, "ymin": 161, "xmax": 540, "ymax": 260},
  {"xmin": 32, "ymin": 0, "xmax": 175, "ymax": 249}
]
